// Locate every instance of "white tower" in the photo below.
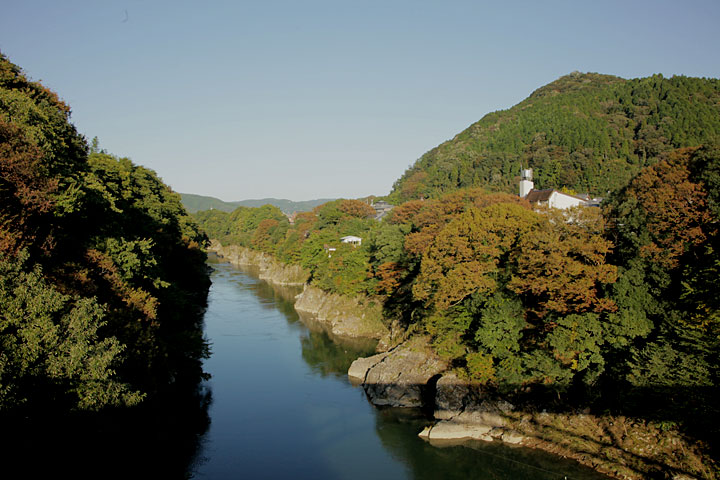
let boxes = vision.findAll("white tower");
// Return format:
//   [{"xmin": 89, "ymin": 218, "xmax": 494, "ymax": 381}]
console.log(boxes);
[{"xmin": 519, "ymin": 169, "xmax": 534, "ymax": 198}]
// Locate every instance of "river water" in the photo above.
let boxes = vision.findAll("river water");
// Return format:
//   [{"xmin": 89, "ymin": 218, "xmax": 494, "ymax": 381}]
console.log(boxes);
[{"xmin": 189, "ymin": 259, "xmax": 610, "ymax": 479}]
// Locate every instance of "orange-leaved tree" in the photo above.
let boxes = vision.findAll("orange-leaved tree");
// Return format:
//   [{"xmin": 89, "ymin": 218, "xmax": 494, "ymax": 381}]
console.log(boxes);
[
  {"xmin": 413, "ymin": 202, "xmax": 540, "ymax": 310},
  {"xmin": 508, "ymin": 206, "xmax": 618, "ymax": 319}
]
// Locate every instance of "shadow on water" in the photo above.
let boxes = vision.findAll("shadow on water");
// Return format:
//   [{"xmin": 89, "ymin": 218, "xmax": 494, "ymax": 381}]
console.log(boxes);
[
  {"xmin": 1, "ymin": 355, "xmax": 212, "ymax": 480},
  {"xmin": 373, "ymin": 408, "xmax": 612, "ymax": 480}
]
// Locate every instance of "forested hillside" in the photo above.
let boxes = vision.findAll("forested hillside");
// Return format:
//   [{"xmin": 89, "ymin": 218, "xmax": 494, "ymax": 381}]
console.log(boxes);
[
  {"xmin": 391, "ymin": 72, "xmax": 720, "ymax": 202},
  {"xmin": 0, "ymin": 53, "xmax": 210, "ymax": 413}
]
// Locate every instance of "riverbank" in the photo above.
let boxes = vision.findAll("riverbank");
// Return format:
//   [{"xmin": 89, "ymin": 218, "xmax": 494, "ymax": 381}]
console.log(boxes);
[
  {"xmin": 349, "ymin": 338, "xmax": 714, "ymax": 480},
  {"xmin": 208, "ymin": 241, "xmax": 715, "ymax": 480},
  {"xmin": 209, "ymin": 240, "xmax": 309, "ymax": 285},
  {"xmin": 209, "ymin": 241, "xmax": 389, "ymax": 344}
]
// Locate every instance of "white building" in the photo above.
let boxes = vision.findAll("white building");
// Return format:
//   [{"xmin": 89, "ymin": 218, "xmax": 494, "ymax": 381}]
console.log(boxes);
[
  {"xmin": 525, "ymin": 189, "xmax": 589, "ymax": 209},
  {"xmin": 519, "ymin": 168, "xmax": 590, "ymax": 210},
  {"xmin": 340, "ymin": 235, "xmax": 362, "ymax": 246}
]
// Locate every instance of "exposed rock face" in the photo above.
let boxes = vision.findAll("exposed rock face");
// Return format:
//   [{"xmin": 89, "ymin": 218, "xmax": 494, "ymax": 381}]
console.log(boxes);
[
  {"xmin": 434, "ymin": 372, "xmax": 472, "ymax": 420},
  {"xmin": 295, "ymin": 285, "xmax": 389, "ymax": 341},
  {"xmin": 420, "ymin": 395, "xmax": 526, "ymax": 447},
  {"xmin": 350, "ymin": 337, "xmax": 446, "ymax": 408},
  {"xmin": 210, "ymin": 241, "xmax": 387, "ymax": 342},
  {"xmin": 422, "ymin": 417, "xmax": 494, "ymax": 443},
  {"xmin": 385, "ymin": 370, "xmax": 527, "ymax": 447},
  {"xmin": 209, "ymin": 241, "xmax": 309, "ymax": 286},
  {"xmin": 348, "ymin": 352, "xmax": 389, "ymax": 385}
]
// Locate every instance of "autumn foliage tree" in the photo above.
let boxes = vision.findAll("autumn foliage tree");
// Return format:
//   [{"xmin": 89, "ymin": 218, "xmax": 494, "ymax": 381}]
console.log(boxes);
[
  {"xmin": 508, "ymin": 207, "xmax": 617, "ymax": 318},
  {"xmin": 410, "ymin": 196, "xmax": 620, "ymax": 388},
  {"xmin": 413, "ymin": 203, "xmax": 540, "ymax": 310},
  {"xmin": 0, "ymin": 120, "xmax": 56, "ymax": 256}
]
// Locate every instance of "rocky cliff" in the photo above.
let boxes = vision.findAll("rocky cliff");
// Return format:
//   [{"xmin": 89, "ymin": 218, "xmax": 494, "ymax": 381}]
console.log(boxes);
[
  {"xmin": 347, "ymin": 336, "xmax": 446, "ymax": 408},
  {"xmin": 209, "ymin": 241, "xmax": 389, "ymax": 343},
  {"xmin": 209, "ymin": 241, "xmax": 309, "ymax": 286},
  {"xmin": 294, "ymin": 285, "xmax": 389, "ymax": 341}
]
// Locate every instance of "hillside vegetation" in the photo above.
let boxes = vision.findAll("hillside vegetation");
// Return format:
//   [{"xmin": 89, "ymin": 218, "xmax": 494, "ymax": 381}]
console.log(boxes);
[
  {"xmin": 391, "ymin": 72, "xmax": 720, "ymax": 202},
  {"xmin": 0, "ymin": 53, "xmax": 210, "ymax": 413}
]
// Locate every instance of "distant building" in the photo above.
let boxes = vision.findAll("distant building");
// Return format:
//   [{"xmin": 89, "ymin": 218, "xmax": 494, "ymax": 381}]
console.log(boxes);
[
  {"xmin": 519, "ymin": 169, "xmax": 535, "ymax": 198},
  {"xmin": 340, "ymin": 235, "xmax": 362, "ymax": 246},
  {"xmin": 525, "ymin": 189, "xmax": 590, "ymax": 209},
  {"xmin": 371, "ymin": 200, "xmax": 394, "ymax": 220},
  {"xmin": 519, "ymin": 169, "xmax": 598, "ymax": 209}
]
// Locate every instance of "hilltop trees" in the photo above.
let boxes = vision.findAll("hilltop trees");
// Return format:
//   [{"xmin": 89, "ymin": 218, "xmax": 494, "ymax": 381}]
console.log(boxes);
[{"xmin": 391, "ymin": 73, "xmax": 720, "ymax": 202}]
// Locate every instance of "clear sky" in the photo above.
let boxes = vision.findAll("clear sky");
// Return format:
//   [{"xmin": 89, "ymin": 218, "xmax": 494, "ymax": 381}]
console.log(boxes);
[{"xmin": 2, "ymin": 1, "xmax": 720, "ymax": 201}]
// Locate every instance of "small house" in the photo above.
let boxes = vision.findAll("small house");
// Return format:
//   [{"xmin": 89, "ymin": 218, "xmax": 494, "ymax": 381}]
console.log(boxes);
[
  {"xmin": 525, "ymin": 189, "xmax": 589, "ymax": 209},
  {"xmin": 340, "ymin": 235, "xmax": 362, "ymax": 246}
]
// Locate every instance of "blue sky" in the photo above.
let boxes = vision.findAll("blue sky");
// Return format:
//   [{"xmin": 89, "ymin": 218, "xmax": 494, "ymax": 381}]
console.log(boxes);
[{"xmin": 2, "ymin": 1, "xmax": 720, "ymax": 201}]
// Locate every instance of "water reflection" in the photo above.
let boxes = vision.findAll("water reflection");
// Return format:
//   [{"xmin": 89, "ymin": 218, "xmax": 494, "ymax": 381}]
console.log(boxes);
[
  {"xmin": 217, "ymin": 256, "xmax": 377, "ymax": 379},
  {"xmin": 300, "ymin": 328, "xmax": 376, "ymax": 379}
]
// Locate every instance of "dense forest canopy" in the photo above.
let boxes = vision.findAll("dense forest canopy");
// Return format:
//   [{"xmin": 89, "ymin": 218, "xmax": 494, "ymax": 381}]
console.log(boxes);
[
  {"xmin": 0, "ymin": 53, "xmax": 210, "ymax": 413},
  {"xmin": 390, "ymin": 72, "xmax": 720, "ymax": 202}
]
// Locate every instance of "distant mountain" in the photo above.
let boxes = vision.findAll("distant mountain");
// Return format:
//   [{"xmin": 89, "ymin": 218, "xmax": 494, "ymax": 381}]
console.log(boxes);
[
  {"xmin": 180, "ymin": 194, "xmax": 238, "ymax": 213},
  {"xmin": 180, "ymin": 193, "xmax": 335, "ymax": 214},
  {"xmin": 390, "ymin": 72, "xmax": 720, "ymax": 202}
]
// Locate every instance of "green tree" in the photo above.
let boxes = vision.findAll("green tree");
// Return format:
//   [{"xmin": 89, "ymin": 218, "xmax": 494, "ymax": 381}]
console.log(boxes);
[{"xmin": 0, "ymin": 253, "xmax": 143, "ymax": 410}]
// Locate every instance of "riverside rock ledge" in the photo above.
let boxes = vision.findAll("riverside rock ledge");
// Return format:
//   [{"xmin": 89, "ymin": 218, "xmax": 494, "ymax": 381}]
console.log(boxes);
[
  {"xmin": 294, "ymin": 285, "xmax": 389, "ymax": 341},
  {"xmin": 348, "ymin": 337, "xmax": 446, "ymax": 408}
]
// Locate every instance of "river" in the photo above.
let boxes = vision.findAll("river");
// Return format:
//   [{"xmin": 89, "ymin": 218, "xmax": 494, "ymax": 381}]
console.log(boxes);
[{"xmin": 189, "ymin": 258, "xmax": 610, "ymax": 479}]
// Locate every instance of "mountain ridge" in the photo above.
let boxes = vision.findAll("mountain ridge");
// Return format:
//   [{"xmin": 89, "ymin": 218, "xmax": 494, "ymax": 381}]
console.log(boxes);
[{"xmin": 180, "ymin": 193, "xmax": 336, "ymax": 214}]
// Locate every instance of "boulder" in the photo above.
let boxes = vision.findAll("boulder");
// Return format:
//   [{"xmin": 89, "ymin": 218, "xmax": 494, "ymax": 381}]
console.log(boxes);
[
  {"xmin": 434, "ymin": 372, "xmax": 471, "ymax": 420},
  {"xmin": 426, "ymin": 420, "xmax": 493, "ymax": 442},
  {"xmin": 362, "ymin": 337, "xmax": 446, "ymax": 407},
  {"xmin": 419, "ymin": 410, "xmax": 525, "ymax": 446},
  {"xmin": 500, "ymin": 430, "xmax": 526, "ymax": 445}
]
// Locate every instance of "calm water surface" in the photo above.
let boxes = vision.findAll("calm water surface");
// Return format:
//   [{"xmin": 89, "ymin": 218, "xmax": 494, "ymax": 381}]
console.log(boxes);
[{"xmin": 190, "ymin": 260, "xmax": 609, "ymax": 479}]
